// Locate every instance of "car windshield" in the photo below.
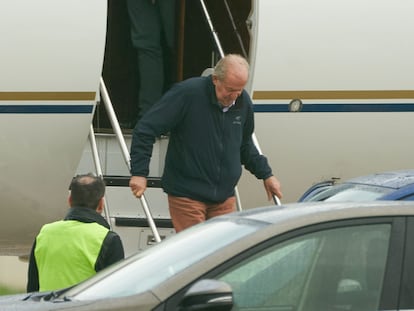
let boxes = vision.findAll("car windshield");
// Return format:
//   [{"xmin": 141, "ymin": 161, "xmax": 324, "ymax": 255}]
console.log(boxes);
[
  {"xmin": 61, "ymin": 217, "xmax": 262, "ymax": 300},
  {"xmin": 306, "ymin": 183, "xmax": 392, "ymax": 202}
]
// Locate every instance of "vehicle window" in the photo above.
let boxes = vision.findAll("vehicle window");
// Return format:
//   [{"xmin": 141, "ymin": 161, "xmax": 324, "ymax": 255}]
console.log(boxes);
[
  {"xmin": 298, "ymin": 181, "xmax": 334, "ymax": 201},
  {"xmin": 65, "ymin": 220, "xmax": 262, "ymax": 300},
  {"xmin": 217, "ymin": 223, "xmax": 391, "ymax": 311},
  {"xmin": 401, "ymin": 194, "xmax": 414, "ymax": 201}
]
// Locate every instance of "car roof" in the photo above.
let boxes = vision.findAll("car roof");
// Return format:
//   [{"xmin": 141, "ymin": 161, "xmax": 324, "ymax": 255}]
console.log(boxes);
[
  {"xmin": 221, "ymin": 200, "xmax": 414, "ymax": 226},
  {"xmin": 345, "ymin": 169, "xmax": 414, "ymax": 189}
]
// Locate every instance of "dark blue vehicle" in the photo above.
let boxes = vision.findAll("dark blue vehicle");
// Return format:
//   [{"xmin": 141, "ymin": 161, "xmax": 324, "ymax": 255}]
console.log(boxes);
[{"xmin": 299, "ymin": 170, "xmax": 414, "ymax": 202}]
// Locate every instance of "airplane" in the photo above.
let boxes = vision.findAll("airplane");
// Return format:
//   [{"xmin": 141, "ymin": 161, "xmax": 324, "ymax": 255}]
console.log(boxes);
[
  {"xmin": 0, "ymin": 0, "xmax": 106, "ymax": 257},
  {"xmin": 1, "ymin": 0, "xmax": 414, "ymax": 258}
]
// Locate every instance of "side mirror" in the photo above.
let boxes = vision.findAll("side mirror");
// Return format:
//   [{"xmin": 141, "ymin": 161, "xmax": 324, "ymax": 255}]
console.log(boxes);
[{"xmin": 179, "ymin": 279, "xmax": 233, "ymax": 311}]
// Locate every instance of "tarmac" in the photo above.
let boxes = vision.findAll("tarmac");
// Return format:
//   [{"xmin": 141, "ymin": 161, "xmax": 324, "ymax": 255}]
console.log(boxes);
[{"xmin": 0, "ymin": 256, "xmax": 27, "ymax": 293}]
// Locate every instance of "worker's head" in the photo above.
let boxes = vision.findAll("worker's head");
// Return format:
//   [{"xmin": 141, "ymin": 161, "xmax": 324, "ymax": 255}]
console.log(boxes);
[
  {"xmin": 212, "ymin": 54, "xmax": 249, "ymax": 107},
  {"xmin": 69, "ymin": 173, "xmax": 105, "ymax": 212}
]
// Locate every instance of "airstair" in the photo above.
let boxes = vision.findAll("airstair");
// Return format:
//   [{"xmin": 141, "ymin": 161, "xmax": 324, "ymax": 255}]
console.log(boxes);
[
  {"xmin": 77, "ymin": 79, "xmax": 174, "ymax": 256},
  {"xmin": 78, "ymin": 0, "xmax": 280, "ymax": 256}
]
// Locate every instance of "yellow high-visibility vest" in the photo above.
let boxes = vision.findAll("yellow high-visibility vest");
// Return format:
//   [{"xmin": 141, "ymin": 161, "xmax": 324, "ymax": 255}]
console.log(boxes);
[{"xmin": 35, "ymin": 220, "xmax": 109, "ymax": 291}]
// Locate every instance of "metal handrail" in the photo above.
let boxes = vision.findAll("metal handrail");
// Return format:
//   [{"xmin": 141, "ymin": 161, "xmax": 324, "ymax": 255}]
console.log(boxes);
[
  {"xmin": 199, "ymin": 0, "xmax": 224, "ymax": 58},
  {"xmin": 88, "ymin": 125, "xmax": 113, "ymax": 229},
  {"xmin": 199, "ymin": 1, "xmax": 280, "ymax": 207},
  {"xmin": 252, "ymin": 135, "xmax": 281, "ymax": 206},
  {"xmin": 98, "ymin": 77, "xmax": 162, "ymax": 243},
  {"xmin": 199, "ymin": 0, "xmax": 246, "ymax": 211},
  {"xmin": 223, "ymin": 0, "xmax": 248, "ymax": 58}
]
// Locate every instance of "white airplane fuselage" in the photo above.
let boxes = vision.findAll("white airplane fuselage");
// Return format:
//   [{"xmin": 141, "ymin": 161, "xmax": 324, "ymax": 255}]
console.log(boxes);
[
  {"xmin": 0, "ymin": 0, "xmax": 107, "ymax": 256},
  {"xmin": 1, "ymin": 0, "xmax": 414, "ymax": 257}
]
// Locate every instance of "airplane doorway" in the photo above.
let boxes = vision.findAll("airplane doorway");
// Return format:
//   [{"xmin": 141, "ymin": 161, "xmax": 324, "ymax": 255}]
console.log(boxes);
[{"xmin": 94, "ymin": 0, "xmax": 251, "ymax": 131}]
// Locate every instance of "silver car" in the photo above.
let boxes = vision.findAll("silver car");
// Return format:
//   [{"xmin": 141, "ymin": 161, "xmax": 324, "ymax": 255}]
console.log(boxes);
[{"xmin": 1, "ymin": 200, "xmax": 414, "ymax": 310}]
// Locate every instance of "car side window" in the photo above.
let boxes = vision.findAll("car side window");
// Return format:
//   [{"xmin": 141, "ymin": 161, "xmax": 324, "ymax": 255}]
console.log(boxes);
[
  {"xmin": 402, "ymin": 194, "xmax": 414, "ymax": 201},
  {"xmin": 217, "ymin": 223, "xmax": 391, "ymax": 311}
]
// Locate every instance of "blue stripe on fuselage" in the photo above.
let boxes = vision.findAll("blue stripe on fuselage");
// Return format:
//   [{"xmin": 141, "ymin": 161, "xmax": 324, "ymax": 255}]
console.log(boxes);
[
  {"xmin": 253, "ymin": 103, "xmax": 414, "ymax": 113},
  {"xmin": 0, "ymin": 105, "xmax": 94, "ymax": 113}
]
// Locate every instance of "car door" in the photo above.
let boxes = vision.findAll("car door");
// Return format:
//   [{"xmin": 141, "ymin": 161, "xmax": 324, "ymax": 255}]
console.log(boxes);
[
  {"xmin": 165, "ymin": 216, "xmax": 406, "ymax": 311},
  {"xmin": 397, "ymin": 216, "xmax": 414, "ymax": 309}
]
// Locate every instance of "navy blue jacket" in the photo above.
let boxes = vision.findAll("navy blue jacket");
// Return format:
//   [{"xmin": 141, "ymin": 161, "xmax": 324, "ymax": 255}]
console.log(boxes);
[{"xmin": 130, "ymin": 75, "xmax": 273, "ymax": 203}]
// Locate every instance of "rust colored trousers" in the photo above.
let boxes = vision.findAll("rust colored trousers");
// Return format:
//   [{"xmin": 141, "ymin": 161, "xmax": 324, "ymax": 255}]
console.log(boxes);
[{"xmin": 168, "ymin": 195, "xmax": 236, "ymax": 232}]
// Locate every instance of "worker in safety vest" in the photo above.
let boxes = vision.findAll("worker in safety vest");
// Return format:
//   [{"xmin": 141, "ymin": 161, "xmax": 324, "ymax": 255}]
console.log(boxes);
[{"xmin": 27, "ymin": 173, "xmax": 124, "ymax": 292}]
